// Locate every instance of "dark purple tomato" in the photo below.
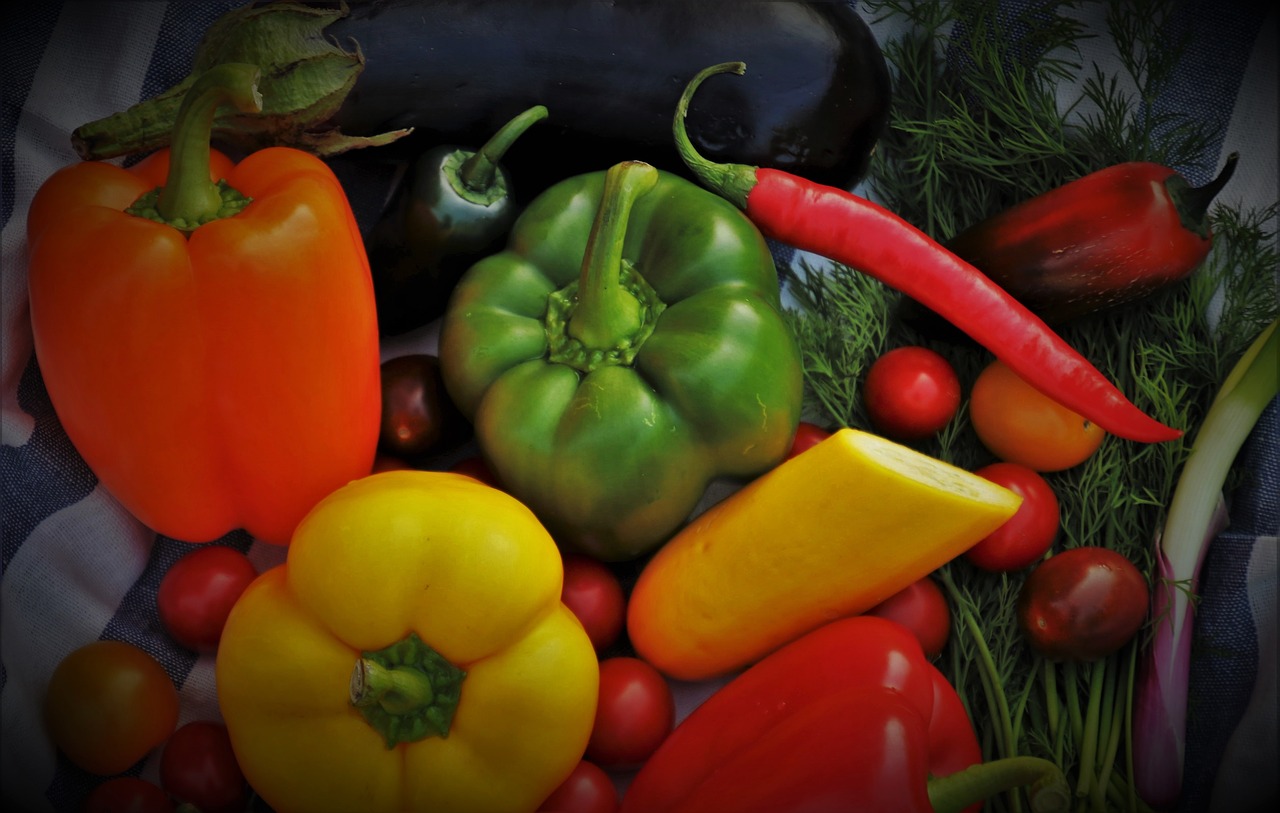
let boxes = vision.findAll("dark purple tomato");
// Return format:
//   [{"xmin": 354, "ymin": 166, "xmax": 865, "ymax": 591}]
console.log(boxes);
[
  {"xmin": 1017, "ymin": 546, "xmax": 1149, "ymax": 661},
  {"xmin": 379, "ymin": 354, "xmax": 471, "ymax": 460}
]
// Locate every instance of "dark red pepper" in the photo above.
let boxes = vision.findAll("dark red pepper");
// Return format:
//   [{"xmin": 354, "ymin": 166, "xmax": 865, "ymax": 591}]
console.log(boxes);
[
  {"xmin": 944, "ymin": 154, "xmax": 1237, "ymax": 325},
  {"xmin": 673, "ymin": 61, "xmax": 1182, "ymax": 446},
  {"xmin": 620, "ymin": 616, "xmax": 1070, "ymax": 813}
]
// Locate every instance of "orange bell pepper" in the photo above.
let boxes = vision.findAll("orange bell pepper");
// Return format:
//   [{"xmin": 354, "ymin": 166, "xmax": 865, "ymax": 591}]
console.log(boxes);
[{"xmin": 26, "ymin": 64, "xmax": 380, "ymax": 544}]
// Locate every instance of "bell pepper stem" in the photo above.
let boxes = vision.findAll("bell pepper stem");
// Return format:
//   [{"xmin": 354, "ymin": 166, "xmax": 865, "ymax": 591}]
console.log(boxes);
[
  {"xmin": 457, "ymin": 104, "xmax": 548, "ymax": 194},
  {"xmin": 928, "ymin": 755, "xmax": 1071, "ymax": 813},
  {"xmin": 351, "ymin": 658, "xmax": 435, "ymax": 714},
  {"xmin": 568, "ymin": 161, "xmax": 658, "ymax": 349},
  {"xmin": 1171, "ymin": 151, "xmax": 1238, "ymax": 233},
  {"xmin": 157, "ymin": 63, "xmax": 263, "ymax": 226},
  {"xmin": 348, "ymin": 632, "xmax": 466, "ymax": 748}
]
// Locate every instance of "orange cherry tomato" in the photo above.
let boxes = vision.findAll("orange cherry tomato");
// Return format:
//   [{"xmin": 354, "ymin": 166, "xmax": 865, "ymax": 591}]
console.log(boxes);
[
  {"xmin": 43, "ymin": 641, "xmax": 180, "ymax": 776},
  {"xmin": 968, "ymin": 360, "xmax": 1106, "ymax": 471}
]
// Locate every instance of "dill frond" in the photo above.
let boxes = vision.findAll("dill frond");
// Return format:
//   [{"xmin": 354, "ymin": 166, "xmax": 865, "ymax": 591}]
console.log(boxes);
[{"xmin": 787, "ymin": 1, "xmax": 1279, "ymax": 811}]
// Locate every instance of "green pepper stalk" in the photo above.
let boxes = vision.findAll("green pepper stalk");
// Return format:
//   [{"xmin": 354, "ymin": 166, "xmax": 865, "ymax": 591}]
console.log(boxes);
[
  {"xmin": 126, "ymin": 63, "xmax": 260, "ymax": 233},
  {"xmin": 567, "ymin": 161, "xmax": 657, "ymax": 349},
  {"xmin": 438, "ymin": 160, "xmax": 803, "ymax": 561},
  {"xmin": 349, "ymin": 632, "xmax": 466, "ymax": 749},
  {"xmin": 369, "ymin": 105, "xmax": 548, "ymax": 335},
  {"xmin": 403, "ymin": 104, "xmax": 548, "ymax": 263}
]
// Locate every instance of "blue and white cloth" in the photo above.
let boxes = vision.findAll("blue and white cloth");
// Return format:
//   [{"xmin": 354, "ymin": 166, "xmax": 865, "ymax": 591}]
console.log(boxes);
[{"xmin": 2, "ymin": 2, "xmax": 1276, "ymax": 812}]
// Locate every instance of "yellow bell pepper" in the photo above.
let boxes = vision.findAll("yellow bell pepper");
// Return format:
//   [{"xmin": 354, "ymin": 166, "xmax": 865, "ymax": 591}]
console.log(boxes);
[{"xmin": 215, "ymin": 470, "xmax": 599, "ymax": 813}]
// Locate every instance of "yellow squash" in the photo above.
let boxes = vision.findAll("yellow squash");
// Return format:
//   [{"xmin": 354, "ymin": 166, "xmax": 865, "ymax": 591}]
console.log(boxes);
[
  {"xmin": 627, "ymin": 428, "xmax": 1022, "ymax": 681},
  {"xmin": 216, "ymin": 470, "xmax": 598, "ymax": 813}
]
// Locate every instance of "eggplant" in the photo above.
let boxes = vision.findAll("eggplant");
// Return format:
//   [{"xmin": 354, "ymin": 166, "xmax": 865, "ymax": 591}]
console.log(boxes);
[{"xmin": 73, "ymin": 0, "xmax": 891, "ymax": 192}]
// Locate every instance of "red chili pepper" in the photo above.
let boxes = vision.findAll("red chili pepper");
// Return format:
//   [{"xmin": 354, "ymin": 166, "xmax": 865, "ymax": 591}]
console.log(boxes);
[
  {"xmin": 620, "ymin": 616, "xmax": 1069, "ymax": 813},
  {"xmin": 673, "ymin": 61, "xmax": 1181, "ymax": 445},
  {"xmin": 944, "ymin": 155, "xmax": 1237, "ymax": 325}
]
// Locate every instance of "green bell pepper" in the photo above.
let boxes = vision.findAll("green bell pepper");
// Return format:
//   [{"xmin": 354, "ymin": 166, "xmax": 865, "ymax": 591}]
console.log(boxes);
[{"xmin": 439, "ymin": 161, "xmax": 803, "ymax": 561}]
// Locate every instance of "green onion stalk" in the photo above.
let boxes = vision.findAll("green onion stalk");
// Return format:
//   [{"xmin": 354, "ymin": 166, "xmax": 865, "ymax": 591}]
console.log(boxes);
[{"xmin": 1131, "ymin": 318, "xmax": 1279, "ymax": 808}]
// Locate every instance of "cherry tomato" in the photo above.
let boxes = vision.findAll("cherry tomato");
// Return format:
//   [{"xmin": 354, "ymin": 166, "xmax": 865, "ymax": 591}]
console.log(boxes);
[
  {"xmin": 449, "ymin": 454, "xmax": 500, "ymax": 488},
  {"xmin": 862, "ymin": 346, "xmax": 961, "ymax": 441},
  {"xmin": 968, "ymin": 359, "xmax": 1106, "ymax": 471},
  {"xmin": 587, "ymin": 657, "xmax": 675, "ymax": 769},
  {"xmin": 561, "ymin": 554, "xmax": 626, "ymax": 652},
  {"xmin": 1017, "ymin": 546, "xmax": 1150, "ymax": 662},
  {"xmin": 536, "ymin": 760, "xmax": 619, "ymax": 813},
  {"xmin": 964, "ymin": 463, "xmax": 1060, "ymax": 572},
  {"xmin": 371, "ymin": 453, "xmax": 413, "ymax": 473},
  {"xmin": 159, "ymin": 721, "xmax": 248, "ymax": 813},
  {"xmin": 157, "ymin": 545, "xmax": 258, "ymax": 653},
  {"xmin": 379, "ymin": 353, "xmax": 471, "ymax": 460},
  {"xmin": 44, "ymin": 640, "xmax": 180, "ymax": 776},
  {"xmin": 82, "ymin": 777, "xmax": 174, "ymax": 813},
  {"xmin": 865, "ymin": 576, "xmax": 951, "ymax": 659},
  {"xmin": 785, "ymin": 421, "xmax": 831, "ymax": 460}
]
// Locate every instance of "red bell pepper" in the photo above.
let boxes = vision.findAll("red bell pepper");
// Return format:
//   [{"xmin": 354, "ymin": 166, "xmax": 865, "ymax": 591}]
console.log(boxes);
[
  {"xmin": 26, "ymin": 63, "xmax": 380, "ymax": 545},
  {"xmin": 621, "ymin": 616, "xmax": 1070, "ymax": 813},
  {"xmin": 944, "ymin": 154, "xmax": 1238, "ymax": 325}
]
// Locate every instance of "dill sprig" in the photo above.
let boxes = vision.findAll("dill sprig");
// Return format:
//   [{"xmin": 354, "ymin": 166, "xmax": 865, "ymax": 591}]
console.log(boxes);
[{"xmin": 786, "ymin": 1, "xmax": 1279, "ymax": 811}]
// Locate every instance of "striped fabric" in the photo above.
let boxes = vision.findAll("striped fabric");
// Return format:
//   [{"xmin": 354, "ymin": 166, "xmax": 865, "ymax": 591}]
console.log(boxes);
[{"xmin": 2, "ymin": 2, "xmax": 1276, "ymax": 812}]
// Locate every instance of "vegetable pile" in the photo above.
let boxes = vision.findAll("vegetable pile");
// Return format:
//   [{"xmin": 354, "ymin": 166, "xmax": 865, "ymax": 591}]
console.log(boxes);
[{"xmin": 21, "ymin": 1, "xmax": 1278, "ymax": 812}]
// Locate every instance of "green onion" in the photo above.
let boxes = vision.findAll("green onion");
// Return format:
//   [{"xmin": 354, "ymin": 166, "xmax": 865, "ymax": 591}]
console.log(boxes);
[{"xmin": 1132, "ymin": 317, "xmax": 1278, "ymax": 808}]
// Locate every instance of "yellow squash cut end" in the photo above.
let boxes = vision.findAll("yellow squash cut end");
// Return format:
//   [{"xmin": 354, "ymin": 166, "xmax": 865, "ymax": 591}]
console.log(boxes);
[{"xmin": 627, "ymin": 428, "xmax": 1022, "ymax": 681}]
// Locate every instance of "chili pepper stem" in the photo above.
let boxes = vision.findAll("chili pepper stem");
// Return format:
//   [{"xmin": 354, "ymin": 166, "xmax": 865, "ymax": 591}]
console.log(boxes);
[
  {"xmin": 672, "ymin": 61, "xmax": 757, "ymax": 210},
  {"xmin": 568, "ymin": 161, "xmax": 657, "ymax": 349},
  {"xmin": 673, "ymin": 60, "xmax": 1181, "ymax": 445},
  {"xmin": 928, "ymin": 755, "xmax": 1071, "ymax": 813},
  {"xmin": 456, "ymin": 104, "xmax": 548, "ymax": 195},
  {"xmin": 157, "ymin": 63, "xmax": 262, "ymax": 226}
]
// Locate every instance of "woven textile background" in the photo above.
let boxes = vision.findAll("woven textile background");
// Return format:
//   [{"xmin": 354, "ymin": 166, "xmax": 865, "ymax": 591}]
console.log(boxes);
[{"xmin": 3, "ymin": 2, "xmax": 1276, "ymax": 812}]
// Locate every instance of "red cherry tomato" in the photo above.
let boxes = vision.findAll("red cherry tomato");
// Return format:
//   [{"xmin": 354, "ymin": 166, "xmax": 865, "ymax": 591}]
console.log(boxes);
[
  {"xmin": 371, "ymin": 453, "xmax": 413, "ymax": 473},
  {"xmin": 157, "ymin": 546, "xmax": 258, "ymax": 653},
  {"xmin": 44, "ymin": 641, "xmax": 180, "ymax": 776},
  {"xmin": 969, "ymin": 359, "xmax": 1106, "ymax": 471},
  {"xmin": 965, "ymin": 463, "xmax": 1060, "ymax": 572},
  {"xmin": 159, "ymin": 721, "xmax": 248, "ymax": 813},
  {"xmin": 785, "ymin": 421, "xmax": 831, "ymax": 460},
  {"xmin": 1017, "ymin": 547, "xmax": 1150, "ymax": 662},
  {"xmin": 862, "ymin": 346, "xmax": 961, "ymax": 441},
  {"xmin": 561, "ymin": 554, "xmax": 626, "ymax": 652},
  {"xmin": 587, "ymin": 657, "xmax": 675, "ymax": 769},
  {"xmin": 536, "ymin": 760, "xmax": 619, "ymax": 813},
  {"xmin": 449, "ymin": 454, "xmax": 500, "ymax": 488},
  {"xmin": 865, "ymin": 576, "xmax": 951, "ymax": 659},
  {"xmin": 82, "ymin": 777, "xmax": 174, "ymax": 813}
]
